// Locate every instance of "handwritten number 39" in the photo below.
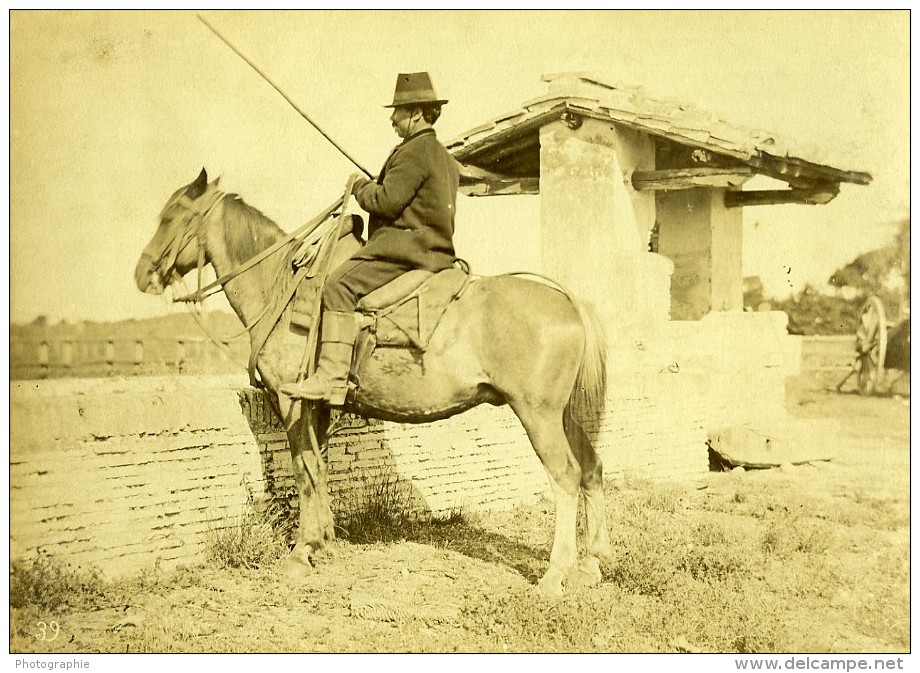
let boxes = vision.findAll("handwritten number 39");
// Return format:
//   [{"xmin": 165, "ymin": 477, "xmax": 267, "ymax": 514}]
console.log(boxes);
[{"xmin": 36, "ymin": 621, "xmax": 60, "ymax": 641}]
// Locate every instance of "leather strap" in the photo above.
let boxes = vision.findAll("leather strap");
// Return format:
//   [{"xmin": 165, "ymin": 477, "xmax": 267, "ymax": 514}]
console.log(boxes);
[
  {"xmin": 247, "ymin": 264, "xmax": 310, "ymax": 387},
  {"xmin": 248, "ymin": 179, "xmax": 360, "ymax": 389},
  {"xmin": 174, "ymin": 195, "xmax": 344, "ymax": 303}
]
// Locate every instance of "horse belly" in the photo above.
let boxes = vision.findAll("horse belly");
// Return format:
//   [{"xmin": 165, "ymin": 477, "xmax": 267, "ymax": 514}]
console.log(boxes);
[{"xmin": 350, "ymin": 311, "xmax": 500, "ymax": 423}]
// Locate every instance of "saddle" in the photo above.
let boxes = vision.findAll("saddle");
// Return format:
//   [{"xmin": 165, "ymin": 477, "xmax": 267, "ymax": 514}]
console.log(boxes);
[
  {"xmin": 290, "ymin": 261, "xmax": 471, "ymax": 388},
  {"xmin": 357, "ymin": 264, "xmax": 470, "ymax": 349}
]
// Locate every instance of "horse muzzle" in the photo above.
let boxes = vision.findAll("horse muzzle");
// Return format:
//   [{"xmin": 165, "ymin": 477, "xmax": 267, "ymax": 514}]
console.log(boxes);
[{"xmin": 134, "ymin": 254, "xmax": 168, "ymax": 295}]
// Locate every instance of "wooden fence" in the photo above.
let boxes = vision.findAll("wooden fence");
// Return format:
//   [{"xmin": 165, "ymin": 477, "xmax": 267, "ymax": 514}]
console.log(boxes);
[
  {"xmin": 11, "ymin": 335, "xmax": 858, "ymax": 381},
  {"xmin": 9, "ymin": 336, "xmax": 250, "ymax": 379},
  {"xmin": 798, "ymin": 335, "xmax": 854, "ymax": 378}
]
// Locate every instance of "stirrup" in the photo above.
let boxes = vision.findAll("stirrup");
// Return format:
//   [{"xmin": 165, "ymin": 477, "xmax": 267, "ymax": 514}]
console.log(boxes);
[
  {"xmin": 325, "ymin": 383, "xmax": 351, "ymax": 407},
  {"xmin": 281, "ymin": 375, "xmax": 329, "ymax": 399},
  {"xmin": 280, "ymin": 380, "xmax": 351, "ymax": 406}
]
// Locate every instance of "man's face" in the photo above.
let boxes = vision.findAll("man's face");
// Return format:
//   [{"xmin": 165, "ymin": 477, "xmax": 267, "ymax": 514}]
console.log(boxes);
[{"xmin": 390, "ymin": 106, "xmax": 415, "ymax": 139}]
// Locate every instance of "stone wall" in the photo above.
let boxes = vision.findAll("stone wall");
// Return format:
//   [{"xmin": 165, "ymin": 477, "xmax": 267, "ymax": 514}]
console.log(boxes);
[
  {"xmin": 631, "ymin": 311, "xmax": 799, "ymax": 430},
  {"xmin": 538, "ymin": 118, "xmax": 673, "ymax": 331},
  {"xmin": 657, "ymin": 189, "xmax": 745, "ymax": 320},
  {"xmin": 10, "ymin": 313, "xmax": 798, "ymax": 579},
  {"xmin": 10, "ymin": 376, "xmax": 266, "ymax": 579},
  {"xmin": 10, "ymin": 363, "xmax": 712, "ymax": 578}
]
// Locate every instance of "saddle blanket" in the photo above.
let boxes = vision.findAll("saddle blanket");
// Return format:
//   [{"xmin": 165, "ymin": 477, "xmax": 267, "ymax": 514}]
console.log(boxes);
[
  {"xmin": 292, "ymin": 266, "xmax": 469, "ymax": 350},
  {"xmin": 360, "ymin": 267, "xmax": 470, "ymax": 350}
]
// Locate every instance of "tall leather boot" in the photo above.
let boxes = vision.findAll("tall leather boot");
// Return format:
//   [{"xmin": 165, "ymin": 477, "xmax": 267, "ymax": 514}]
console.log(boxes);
[{"xmin": 281, "ymin": 311, "xmax": 360, "ymax": 405}]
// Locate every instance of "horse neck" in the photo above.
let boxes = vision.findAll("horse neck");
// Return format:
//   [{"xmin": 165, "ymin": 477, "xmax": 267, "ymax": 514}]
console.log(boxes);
[{"xmin": 203, "ymin": 195, "xmax": 289, "ymax": 327}]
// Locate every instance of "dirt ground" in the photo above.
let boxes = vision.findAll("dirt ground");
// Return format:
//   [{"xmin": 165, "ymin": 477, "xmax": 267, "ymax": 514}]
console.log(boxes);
[{"xmin": 10, "ymin": 371, "xmax": 910, "ymax": 654}]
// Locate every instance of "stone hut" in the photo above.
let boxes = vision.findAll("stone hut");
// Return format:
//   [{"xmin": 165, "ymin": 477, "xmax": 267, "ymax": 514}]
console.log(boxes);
[{"xmin": 448, "ymin": 73, "xmax": 871, "ymax": 469}]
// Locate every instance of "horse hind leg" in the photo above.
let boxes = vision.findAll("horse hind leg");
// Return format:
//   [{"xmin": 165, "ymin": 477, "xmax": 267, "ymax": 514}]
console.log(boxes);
[
  {"xmin": 513, "ymin": 403, "xmax": 581, "ymax": 598},
  {"xmin": 565, "ymin": 413, "xmax": 613, "ymax": 585}
]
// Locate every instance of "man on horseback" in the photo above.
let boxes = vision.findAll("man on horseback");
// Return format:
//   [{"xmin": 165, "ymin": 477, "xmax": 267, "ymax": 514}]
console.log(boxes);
[{"xmin": 281, "ymin": 72, "xmax": 461, "ymax": 404}]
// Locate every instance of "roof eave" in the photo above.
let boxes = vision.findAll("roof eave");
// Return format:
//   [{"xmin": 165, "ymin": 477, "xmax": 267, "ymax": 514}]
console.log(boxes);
[
  {"xmin": 449, "ymin": 98, "xmax": 873, "ymax": 188},
  {"xmin": 447, "ymin": 102, "xmax": 566, "ymax": 165}
]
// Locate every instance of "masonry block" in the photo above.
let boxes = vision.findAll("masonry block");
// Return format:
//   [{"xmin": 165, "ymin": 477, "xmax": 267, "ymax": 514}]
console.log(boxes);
[{"xmin": 709, "ymin": 419, "xmax": 840, "ymax": 468}]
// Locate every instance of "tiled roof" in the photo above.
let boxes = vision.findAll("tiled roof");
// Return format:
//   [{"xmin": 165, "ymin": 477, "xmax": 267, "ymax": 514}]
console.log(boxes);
[{"xmin": 447, "ymin": 74, "xmax": 871, "ymax": 186}]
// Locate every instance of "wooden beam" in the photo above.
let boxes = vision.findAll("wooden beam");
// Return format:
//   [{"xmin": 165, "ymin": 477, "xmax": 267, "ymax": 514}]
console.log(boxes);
[
  {"xmin": 724, "ymin": 185, "xmax": 840, "ymax": 208},
  {"xmin": 747, "ymin": 154, "xmax": 873, "ymax": 188},
  {"xmin": 460, "ymin": 178, "xmax": 539, "ymax": 197},
  {"xmin": 451, "ymin": 106, "xmax": 561, "ymax": 165},
  {"xmin": 631, "ymin": 167, "xmax": 754, "ymax": 191},
  {"xmin": 458, "ymin": 164, "xmax": 539, "ymax": 197}
]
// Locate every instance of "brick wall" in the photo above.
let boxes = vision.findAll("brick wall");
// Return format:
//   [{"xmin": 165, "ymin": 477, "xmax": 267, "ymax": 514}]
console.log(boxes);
[
  {"xmin": 242, "ymin": 372, "xmax": 710, "ymax": 519},
  {"xmin": 10, "ymin": 376, "xmax": 266, "ymax": 578},
  {"xmin": 594, "ymin": 373, "xmax": 709, "ymax": 481},
  {"xmin": 11, "ymin": 342, "xmax": 737, "ymax": 579},
  {"xmin": 11, "ymin": 376, "xmax": 553, "ymax": 578},
  {"xmin": 240, "ymin": 388, "xmax": 549, "ymax": 517}
]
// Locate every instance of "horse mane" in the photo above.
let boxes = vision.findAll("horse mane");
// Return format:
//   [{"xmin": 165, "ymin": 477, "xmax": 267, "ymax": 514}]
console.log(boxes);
[
  {"xmin": 221, "ymin": 194, "xmax": 287, "ymax": 264},
  {"xmin": 159, "ymin": 185, "xmax": 189, "ymax": 220}
]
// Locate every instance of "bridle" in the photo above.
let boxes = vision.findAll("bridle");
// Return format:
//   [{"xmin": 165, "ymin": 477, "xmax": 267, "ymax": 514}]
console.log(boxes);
[
  {"xmin": 164, "ymin": 186, "xmax": 348, "ymax": 306},
  {"xmin": 146, "ymin": 180, "xmax": 353, "ymax": 386},
  {"xmin": 145, "ymin": 186, "xmax": 229, "ymax": 301},
  {"xmin": 148, "ymin": 184, "xmax": 283, "ymax": 355}
]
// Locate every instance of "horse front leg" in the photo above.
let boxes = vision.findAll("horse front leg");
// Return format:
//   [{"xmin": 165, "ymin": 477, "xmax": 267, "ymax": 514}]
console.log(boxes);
[{"xmin": 279, "ymin": 398, "xmax": 336, "ymax": 579}]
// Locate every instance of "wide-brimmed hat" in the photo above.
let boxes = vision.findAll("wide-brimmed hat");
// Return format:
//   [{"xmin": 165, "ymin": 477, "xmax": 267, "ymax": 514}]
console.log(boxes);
[{"xmin": 384, "ymin": 72, "xmax": 448, "ymax": 108}]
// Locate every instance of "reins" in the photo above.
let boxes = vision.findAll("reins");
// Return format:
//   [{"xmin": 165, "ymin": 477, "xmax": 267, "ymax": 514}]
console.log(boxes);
[
  {"xmin": 177, "ymin": 274, "xmax": 274, "ymax": 348},
  {"xmin": 162, "ymin": 183, "xmax": 352, "ymax": 391},
  {"xmin": 172, "ymin": 192, "xmax": 345, "ymax": 304}
]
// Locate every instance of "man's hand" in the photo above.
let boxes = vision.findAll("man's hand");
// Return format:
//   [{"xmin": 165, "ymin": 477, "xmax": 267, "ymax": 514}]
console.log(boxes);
[{"xmin": 348, "ymin": 173, "xmax": 370, "ymax": 196}]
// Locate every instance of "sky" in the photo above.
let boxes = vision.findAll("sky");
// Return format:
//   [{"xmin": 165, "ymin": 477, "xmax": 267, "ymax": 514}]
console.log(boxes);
[{"xmin": 7, "ymin": 9, "xmax": 911, "ymax": 324}]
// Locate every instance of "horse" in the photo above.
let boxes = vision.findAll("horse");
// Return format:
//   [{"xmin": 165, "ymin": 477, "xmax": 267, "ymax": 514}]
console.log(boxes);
[{"xmin": 134, "ymin": 168, "xmax": 612, "ymax": 596}]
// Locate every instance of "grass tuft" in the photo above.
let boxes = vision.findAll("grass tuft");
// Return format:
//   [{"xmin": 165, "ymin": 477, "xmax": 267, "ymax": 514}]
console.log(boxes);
[
  {"xmin": 760, "ymin": 510, "xmax": 833, "ymax": 557},
  {"xmin": 9, "ymin": 549, "xmax": 107, "ymax": 613},
  {"xmin": 205, "ymin": 496, "xmax": 294, "ymax": 570},
  {"xmin": 336, "ymin": 469, "xmax": 467, "ymax": 545}
]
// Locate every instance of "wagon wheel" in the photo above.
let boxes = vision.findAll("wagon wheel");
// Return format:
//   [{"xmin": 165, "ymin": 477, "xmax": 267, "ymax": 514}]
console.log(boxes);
[{"xmin": 854, "ymin": 296, "xmax": 888, "ymax": 394}]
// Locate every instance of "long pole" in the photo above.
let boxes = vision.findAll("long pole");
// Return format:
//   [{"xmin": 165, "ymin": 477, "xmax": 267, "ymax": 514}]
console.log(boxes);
[{"xmin": 197, "ymin": 14, "xmax": 373, "ymax": 178}]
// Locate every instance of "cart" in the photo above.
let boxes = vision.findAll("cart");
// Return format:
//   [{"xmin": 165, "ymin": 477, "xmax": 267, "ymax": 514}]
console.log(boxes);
[{"xmin": 837, "ymin": 295, "xmax": 910, "ymax": 394}]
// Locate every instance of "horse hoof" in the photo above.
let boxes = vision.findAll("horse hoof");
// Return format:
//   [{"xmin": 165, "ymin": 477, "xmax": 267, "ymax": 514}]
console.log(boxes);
[
  {"xmin": 536, "ymin": 568, "xmax": 566, "ymax": 599},
  {"xmin": 568, "ymin": 557, "xmax": 603, "ymax": 588},
  {"xmin": 279, "ymin": 554, "xmax": 313, "ymax": 581}
]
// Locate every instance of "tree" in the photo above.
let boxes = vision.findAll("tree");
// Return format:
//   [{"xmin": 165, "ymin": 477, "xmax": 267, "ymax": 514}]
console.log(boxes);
[
  {"xmin": 768, "ymin": 219, "xmax": 909, "ymax": 335},
  {"xmin": 771, "ymin": 284, "xmax": 861, "ymax": 336},
  {"xmin": 828, "ymin": 218, "xmax": 909, "ymax": 318}
]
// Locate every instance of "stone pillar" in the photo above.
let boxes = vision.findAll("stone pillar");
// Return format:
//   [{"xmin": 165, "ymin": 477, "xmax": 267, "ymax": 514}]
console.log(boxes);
[
  {"xmin": 538, "ymin": 117, "xmax": 672, "ymax": 332},
  {"xmin": 656, "ymin": 188, "xmax": 743, "ymax": 320}
]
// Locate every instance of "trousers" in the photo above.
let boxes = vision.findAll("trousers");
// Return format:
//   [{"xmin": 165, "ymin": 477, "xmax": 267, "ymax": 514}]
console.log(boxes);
[{"xmin": 322, "ymin": 258, "xmax": 413, "ymax": 313}]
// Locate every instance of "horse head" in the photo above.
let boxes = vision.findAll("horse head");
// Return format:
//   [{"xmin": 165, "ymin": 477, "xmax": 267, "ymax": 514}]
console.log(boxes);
[{"xmin": 135, "ymin": 167, "xmax": 221, "ymax": 295}]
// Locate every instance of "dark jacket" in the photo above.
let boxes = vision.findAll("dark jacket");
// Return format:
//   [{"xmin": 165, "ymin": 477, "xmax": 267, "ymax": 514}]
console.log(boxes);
[{"xmin": 351, "ymin": 128, "xmax": 460, "ymax": 272}]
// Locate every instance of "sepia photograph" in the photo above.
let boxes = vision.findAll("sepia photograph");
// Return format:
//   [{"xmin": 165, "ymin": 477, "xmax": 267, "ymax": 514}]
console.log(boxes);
[{"xmin": 8, "ymin": 8, "xmax": 910, "ymax": 661}]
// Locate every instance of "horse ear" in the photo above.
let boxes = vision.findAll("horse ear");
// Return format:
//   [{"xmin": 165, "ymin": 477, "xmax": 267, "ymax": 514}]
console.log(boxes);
[
  {"xmin": 187, "ymin": 167, "xmax": 208, "ymax": 200},
  {"xmin": 211, "ymin": 175, "xmax": 221, "ymax": 187}
]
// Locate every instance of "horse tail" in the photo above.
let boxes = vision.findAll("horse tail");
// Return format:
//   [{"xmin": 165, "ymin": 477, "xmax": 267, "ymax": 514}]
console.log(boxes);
[{"xmin": 565, "ymin": 297, "xmax": 608, "ymax": 426}]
